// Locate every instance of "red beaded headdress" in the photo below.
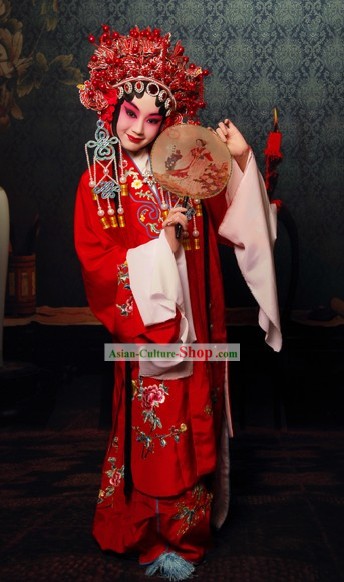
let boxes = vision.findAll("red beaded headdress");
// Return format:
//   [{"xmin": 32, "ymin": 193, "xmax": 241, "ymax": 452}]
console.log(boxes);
[{"xmin": 79, "ymin": 24, "xmax": 209, "ymax": 126}]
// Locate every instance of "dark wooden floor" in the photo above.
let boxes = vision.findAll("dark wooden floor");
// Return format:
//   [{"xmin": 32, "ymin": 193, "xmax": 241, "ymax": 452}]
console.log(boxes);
[{"xmin": 0, "ymin": 319, "xmax": 343, "ymax": 581}]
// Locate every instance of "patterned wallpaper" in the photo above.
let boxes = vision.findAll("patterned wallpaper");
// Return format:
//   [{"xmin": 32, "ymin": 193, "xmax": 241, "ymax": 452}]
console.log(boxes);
[{"xmin": 0, "ymin": 0, "xmax": 343, "ymax": 310}]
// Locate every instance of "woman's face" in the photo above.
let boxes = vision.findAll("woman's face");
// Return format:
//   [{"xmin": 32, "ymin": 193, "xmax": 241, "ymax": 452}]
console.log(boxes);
[{"xmin": 115, "ymin": 92, "xmax": 163, "ymax": 152}]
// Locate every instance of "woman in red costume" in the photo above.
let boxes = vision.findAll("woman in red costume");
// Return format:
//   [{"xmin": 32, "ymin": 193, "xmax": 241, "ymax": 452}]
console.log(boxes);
[{"xmin": 75, "ymin": 25, "xmax": 282, "ymax": 581}]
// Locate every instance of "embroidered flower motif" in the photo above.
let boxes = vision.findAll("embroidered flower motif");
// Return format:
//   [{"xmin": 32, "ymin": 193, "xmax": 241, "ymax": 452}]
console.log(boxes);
[
  {"xmin": 138, "ymin": 209, "xmax": 162, "ymax": 234},
  {"xmin": 133, "ymin": 378, "xmax": 168, "ymax": 429},
  {"xmin": 97, "ymin": 438, "xmax": 124, "ymax": 504},
  {"xmin": 109, "ymin": 470, "xmax": 122, "ymax": 487},
  {"xmin": 133, "ymin": 423, "xmax": 188, "ymax": 458},
  {"xmin": 136, "ymin": 191, "xmax": 155, "ymax": 201},
  {"xmin": 116, "ymin": 295, "xmax": 133, "ymax": 316},
  {"xmin": 117, "ymin": 261, "xmax": 130, "ymax": 288},
  {"xmin": 146, "ymin": 222, "xmax": 162, "ymax": 234},
  {"xmin": 132, "ymin": 377, "xmax": 188, "ymax": 457},
  {"xmin": 142, "ymin": 384, "xmax": 166, "ymax": 409},
  {"xmin": 174, "ymin": 483, "xmax": 213, "ymax": 535},
  {"xmin": 204, "ymin": 404, "xmax": 213, "ymax": 416},
  {"xmin": 132, "ymin": 178, "xmax": 143, "ymax": 189},
  {"xmin": 125, "ymin": 167, "xmax": 166, "ymax": 238},
  {"xmin": 127, "ymin": 168, "xmax": 140, "ymax": 179}
]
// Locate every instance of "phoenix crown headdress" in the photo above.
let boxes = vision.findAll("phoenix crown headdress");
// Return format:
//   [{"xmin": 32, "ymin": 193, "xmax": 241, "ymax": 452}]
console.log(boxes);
[{"xmin": 79, "ymin": 25, "xmax": 209, "ymax": 126}]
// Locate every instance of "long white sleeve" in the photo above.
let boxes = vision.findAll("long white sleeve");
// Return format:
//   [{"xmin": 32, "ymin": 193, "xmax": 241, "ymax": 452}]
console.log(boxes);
[
  {"xmin": 219, "ymin": 152, "xmax": 282, "ymax": 352},
  {"xmin": 126, "ymin": 230, "xmax": 196, "ymax": 378}
]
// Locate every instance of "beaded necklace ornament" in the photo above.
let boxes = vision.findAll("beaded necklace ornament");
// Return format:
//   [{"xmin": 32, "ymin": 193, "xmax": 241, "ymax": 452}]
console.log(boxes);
[
  {"xmin": 78, "ymin": 25, "xmax": 210, "ymax": 242},
  {"xmin": 84, "ymin": 119, "xmax": 127, "ymax": 229}
]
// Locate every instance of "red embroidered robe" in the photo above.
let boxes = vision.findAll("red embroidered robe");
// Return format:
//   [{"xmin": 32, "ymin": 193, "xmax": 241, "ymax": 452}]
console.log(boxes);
[{"xmin": 74, "ymin": 150, "xmax": 232, "ymax": 563}]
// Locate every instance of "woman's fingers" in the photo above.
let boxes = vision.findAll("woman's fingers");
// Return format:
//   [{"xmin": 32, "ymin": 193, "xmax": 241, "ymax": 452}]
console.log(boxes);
[
  {"xmin": 163, "ymin": 207, "xmax": 189, "ymax": 252},
  {"xmin": 163, "ymin": 211, "xmax": 188, "ymax": 230},
  {"xmin": 218, "ymin": 121, "xmax": 228, "ymax": 132},
  {"xmin": 216, "ymin": 126, "xmax": 228, "ymax": 143},
  {"xmin": 163, "ymin": 206, "xmax": 188, "ymax": 228}
]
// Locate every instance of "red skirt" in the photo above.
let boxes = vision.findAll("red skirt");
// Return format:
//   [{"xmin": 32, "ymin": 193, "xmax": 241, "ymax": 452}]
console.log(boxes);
[{"xmin": 92, "ymin": 360, "xmax": 225, "ymax": 563}]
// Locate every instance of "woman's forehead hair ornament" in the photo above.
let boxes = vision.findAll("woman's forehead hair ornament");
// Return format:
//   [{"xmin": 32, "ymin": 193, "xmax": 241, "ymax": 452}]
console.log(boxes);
[{"xmin": 78, "ymin": 24, "xmax": 209, "ymax": 125}]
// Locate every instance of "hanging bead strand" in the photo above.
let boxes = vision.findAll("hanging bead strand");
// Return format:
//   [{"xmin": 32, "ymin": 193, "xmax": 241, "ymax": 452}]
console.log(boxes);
[
  {"xmin": 117, "ymin": 192, "xmax": 125, "ymax": 227},
  {"xmin": 106, "ymin": 198, "xmax": 118, "ymax": 228},
  {"xmin": 192, "ymin": 210, "xmax": 200, "ymax": 250},
  {"xmin": 159, "ymin": 187, "xmax": 169, "ymax": 220},
  {"xmin": 194, "ymin": 197, "xmax": 203, "ymax": 217},
  {"xmin": 118, "ymin": 142, "xmax": 128, "ymax": 196},
  {"xmin": 116, "ymin": 141, "xmax": 126, "ymax": 227}
]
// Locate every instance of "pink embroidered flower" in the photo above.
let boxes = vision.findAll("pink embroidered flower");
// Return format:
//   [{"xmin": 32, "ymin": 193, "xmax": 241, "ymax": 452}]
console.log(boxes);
[
  {"xmin": 142, "ymin": 384, "xmax": 166, "ymax": 409},
  {"xmin": 109, "ymin": 471, "xmax": 122, "ymax": 487},
  {"xmin": 125, "ymin": 296, "xmax": 133, "ymax": 313}
]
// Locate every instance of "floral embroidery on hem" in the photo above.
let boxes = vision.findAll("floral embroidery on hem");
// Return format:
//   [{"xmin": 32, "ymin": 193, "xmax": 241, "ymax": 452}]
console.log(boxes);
[
  {"xmin": 97, "ymin": 437, "xmax": 124, "ymax": 505},
  {"xmin": 173, "ymin": 483, "xmax": 213, "ymax": 535}
]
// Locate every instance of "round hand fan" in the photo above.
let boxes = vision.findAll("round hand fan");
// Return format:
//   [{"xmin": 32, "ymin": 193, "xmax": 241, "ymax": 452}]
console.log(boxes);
[{"xmin": 150, "ymin": 123, "xmax": 232, "ymax": 200}]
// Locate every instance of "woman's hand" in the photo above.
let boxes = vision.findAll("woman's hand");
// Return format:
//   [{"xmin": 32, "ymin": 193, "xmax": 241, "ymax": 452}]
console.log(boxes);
[
  {"xmin": 162, "ymin": 206, "xmax": 188, "ymax": 253},
  {"xmin": 216, "ymin": 119, "xmax": 251, "ymax": 172}
]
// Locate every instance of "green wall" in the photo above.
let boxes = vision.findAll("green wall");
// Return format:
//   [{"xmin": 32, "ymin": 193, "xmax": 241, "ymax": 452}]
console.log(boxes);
[{"xmin": 1, "ymin": 0, "xmax": 343, "ymax": 309}]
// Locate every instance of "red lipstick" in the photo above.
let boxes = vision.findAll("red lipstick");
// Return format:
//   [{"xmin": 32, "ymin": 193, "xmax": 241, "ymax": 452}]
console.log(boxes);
[{"xmin": 127, "ymin": 134, "xmax": 142, "ymax": 144}]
